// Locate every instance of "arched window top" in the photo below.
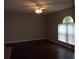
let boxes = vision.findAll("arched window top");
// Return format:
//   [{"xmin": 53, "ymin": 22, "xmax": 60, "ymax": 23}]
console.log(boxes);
[{"xmin": 62, "ymin": 16, "xmax": 74, "ymax": 23}]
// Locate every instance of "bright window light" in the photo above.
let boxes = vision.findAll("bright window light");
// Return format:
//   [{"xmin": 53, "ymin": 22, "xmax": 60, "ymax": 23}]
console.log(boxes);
[
  {"xmin": 58, "ymin": 16, "xmax": 75, "ymax": 45},
  {"xmin": 58, "ymin": 24, "xmax": 75, "ymax": 45}
]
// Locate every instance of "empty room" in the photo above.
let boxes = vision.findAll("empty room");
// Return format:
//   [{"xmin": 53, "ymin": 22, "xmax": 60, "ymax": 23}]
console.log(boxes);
[{"xmin": 4, "ymin": 0, "xmax": 75, "ymax": 59}]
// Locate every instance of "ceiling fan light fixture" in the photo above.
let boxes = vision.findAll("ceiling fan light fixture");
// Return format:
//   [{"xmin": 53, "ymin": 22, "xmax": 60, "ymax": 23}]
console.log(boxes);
[{"xmin": 35, "ymin": 8, "xmax": 43, "ymax": 14}]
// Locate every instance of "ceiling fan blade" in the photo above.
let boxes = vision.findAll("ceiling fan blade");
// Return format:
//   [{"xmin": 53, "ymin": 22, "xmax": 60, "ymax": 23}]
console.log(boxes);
[
  {"xmin": 21, "ymin": 5, "xmax": 36, "ymax": 8},
  {"xmin": 19, "ymin": 0, "xmax": 67, "ymax": 10},
  {"xmin": 39, "ymin": 1, "xmax": 73, "ymax": 6},
  {"xmin": 18, "ymin": 1, "xmax": 36, "ymax": 8}
]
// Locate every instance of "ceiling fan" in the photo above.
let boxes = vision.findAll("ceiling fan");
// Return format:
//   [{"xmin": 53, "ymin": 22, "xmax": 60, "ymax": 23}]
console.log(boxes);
[
  {"xmin": 18, "ymin": 0, "xmax": 70, "ymax": 14},
  {"xmin": 19, "ymin": 1, "xmax": 49, "ymax": 14}
]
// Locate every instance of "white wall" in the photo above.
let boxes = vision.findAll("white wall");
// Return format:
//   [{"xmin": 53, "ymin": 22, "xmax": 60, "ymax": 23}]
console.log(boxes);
[{"xmin": 4, "ymin": 13, "xmax": 47, "ymax": 43}]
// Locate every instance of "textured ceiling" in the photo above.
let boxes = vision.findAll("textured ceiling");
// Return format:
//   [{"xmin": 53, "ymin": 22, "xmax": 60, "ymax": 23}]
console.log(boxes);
[{"xmin": 4, "ymin": 0, "xmax": 74, "ymax": 13}]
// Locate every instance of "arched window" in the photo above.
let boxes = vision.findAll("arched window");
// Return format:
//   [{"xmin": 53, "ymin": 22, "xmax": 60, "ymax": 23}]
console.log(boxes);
[
  {"xmin": 58, "ymin": 16, "xmax": 75, "ymax": 45},
  {"xmin": 62, "ymin": 16, "xmax": 74, "ymax": 23}
]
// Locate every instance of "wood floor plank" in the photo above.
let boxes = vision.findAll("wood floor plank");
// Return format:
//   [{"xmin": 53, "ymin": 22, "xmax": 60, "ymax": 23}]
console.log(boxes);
[{"xmin": 10, "ymin": 40, "xmax": 74, "ymax": 59}]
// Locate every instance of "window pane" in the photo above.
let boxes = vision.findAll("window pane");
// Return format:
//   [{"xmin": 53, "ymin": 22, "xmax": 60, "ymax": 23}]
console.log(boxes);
[
  {"xmin": 58, "ymin": 24, "xmax": 75, "ymax": 45},
  {"xmin": 63, "ymin": 16, "xmax": 74, "ymax": 23},
  {"xmin": 58, "ymin": 33, "xmax": 66, "ymax": 42},
  {"xmin": 68, "ymin": 24, "xmax": 75, "ymax": 45},
  {"xmin": 58, "ymin": 24, "xmax": 66, "ymax": 42},
  {"xmin": 58, "ymin": 24, "xmax": 66, "ymax": 33}
]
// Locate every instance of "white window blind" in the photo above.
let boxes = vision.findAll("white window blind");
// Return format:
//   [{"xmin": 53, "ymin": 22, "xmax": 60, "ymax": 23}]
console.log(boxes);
[
  {"xmin": 58, "ymin": 24, "xmax": 75, "ymax": 45},
  {"xmin": 58, "ymin": 24, "xmax": 66, "ymax": 42},
  {"xmin": 68, "ymin": 24, "xmax": 75, "ymax": 45}
]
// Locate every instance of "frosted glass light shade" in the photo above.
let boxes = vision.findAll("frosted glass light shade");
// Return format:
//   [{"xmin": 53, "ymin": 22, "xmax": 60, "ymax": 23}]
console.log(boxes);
[{"xmin": 35, "ymin": 9, "xmax": 43, "ymax": 14}]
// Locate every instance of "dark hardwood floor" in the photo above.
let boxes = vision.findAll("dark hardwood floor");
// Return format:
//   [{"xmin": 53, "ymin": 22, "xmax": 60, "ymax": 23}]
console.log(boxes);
[{"xmin": 9, "ymin": 40, "xmax": 74, "ymax": 59}]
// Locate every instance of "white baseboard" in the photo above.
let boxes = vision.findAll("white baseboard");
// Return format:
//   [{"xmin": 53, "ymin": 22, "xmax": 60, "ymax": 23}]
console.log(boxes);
[
  {"xmin": 5, "ymin": 38, "xmax": 74, "ymax": 50},
  {"xmin": 5, "ymin": 38, "xmax": 47, "ymax": 44},
  {"xmin": 48, "ymin": 39, "xmax": 74, "ymax": 49}
]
